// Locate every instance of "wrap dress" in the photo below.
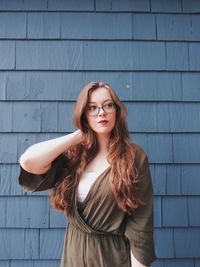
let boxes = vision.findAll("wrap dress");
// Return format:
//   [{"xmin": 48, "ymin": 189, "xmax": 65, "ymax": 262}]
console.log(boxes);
[{"xmin": 18, "ymin": 143, "xmax": 157, "ymax": 267}]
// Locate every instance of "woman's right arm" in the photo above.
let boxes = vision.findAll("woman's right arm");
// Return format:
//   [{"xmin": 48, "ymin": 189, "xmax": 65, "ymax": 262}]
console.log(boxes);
[{"xmin": 19, "ymin": 130, "xmax": 84, "ymax": 175}]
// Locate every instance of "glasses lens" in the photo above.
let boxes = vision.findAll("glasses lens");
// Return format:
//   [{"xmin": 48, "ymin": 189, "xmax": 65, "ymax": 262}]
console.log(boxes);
[
  {"xmin": 86, "ymin": 105, "xmax": 98, "ymax": 116},
  {"xmin": 103, "ymin": 103, "xmax": 115, "ymax": 113}
]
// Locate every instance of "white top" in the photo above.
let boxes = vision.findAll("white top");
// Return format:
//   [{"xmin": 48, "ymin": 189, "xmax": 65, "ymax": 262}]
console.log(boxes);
[
  {"xmin": 77, "ymin": 170, "xmax": 104, "ymax": 202},
  {"xmin": 77, "ymin": 168, "xmax": 135, "ymax": 267}
]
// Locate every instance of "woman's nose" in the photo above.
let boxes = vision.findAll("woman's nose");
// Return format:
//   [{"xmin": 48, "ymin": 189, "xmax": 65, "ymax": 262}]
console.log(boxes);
[{"xmin": 98, "ymin": 107, "xmax": 106, "ymax": 116}]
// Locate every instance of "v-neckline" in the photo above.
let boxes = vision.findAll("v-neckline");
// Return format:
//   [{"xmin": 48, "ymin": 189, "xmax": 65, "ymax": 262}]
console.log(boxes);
[
  {"xmin": 75, "ymin": 165, "xmax": 111, "ymax": 208},
  {"xmin": 72, "ymin": 165, "xmax": 112, "ymax": 235}
]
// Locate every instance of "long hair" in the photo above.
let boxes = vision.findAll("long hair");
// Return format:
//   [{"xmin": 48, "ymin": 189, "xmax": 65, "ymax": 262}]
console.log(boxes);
[{"xmin": 49, "ymin": 82, "xmax": 146, "ymax": 216}]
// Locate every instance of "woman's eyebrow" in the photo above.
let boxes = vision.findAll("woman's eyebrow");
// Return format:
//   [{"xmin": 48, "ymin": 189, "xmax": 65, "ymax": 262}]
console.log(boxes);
[{"xmin": 88, "ymin": 99, "xmax": 112, "ymax": 104}]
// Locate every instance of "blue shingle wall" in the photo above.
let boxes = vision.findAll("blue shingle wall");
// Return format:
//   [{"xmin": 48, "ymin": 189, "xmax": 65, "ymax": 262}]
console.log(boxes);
[{"xmin": 0, "ymin": 0, "xmax": 200, "ymax": 266}]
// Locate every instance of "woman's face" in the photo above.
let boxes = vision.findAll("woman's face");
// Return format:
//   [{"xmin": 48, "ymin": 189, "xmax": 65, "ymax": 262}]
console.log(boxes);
[{"xmin": 85, "ymin": 87, "xmax": 116, "ymax": 137}]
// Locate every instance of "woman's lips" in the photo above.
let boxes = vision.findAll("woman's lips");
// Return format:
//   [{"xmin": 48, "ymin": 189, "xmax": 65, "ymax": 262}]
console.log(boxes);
[{"xmin": 98, "ymin": 120, "xmax": 108, "ymax": 125}]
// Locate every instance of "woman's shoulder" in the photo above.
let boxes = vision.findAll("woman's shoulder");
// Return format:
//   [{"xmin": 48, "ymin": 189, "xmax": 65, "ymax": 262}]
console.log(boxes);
[
  {"xmin": 130, "ymin": 142, "xmax": 147, "ymax": 157},
  {"xmin": 130, "ymin": 142, "xmax": 149, "ymax": 169}
]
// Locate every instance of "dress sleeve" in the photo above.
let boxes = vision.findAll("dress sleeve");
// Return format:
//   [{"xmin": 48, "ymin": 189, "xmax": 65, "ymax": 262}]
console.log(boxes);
[
  {"xmin": 124, "ymin": 146, "xmax": 157, "ymax": 266},
  {"xmin": 18, "ymin": 153, "xmax": 68, "ymax": 192}
]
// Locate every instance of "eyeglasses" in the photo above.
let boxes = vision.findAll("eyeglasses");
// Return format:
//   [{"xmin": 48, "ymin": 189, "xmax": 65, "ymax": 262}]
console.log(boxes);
[{"xmin": 85, "ymin": 102, "xmax": 116, "ymax": 117}]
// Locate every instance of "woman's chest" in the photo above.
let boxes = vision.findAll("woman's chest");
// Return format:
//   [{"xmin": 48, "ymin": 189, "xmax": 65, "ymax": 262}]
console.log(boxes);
[
  {"xmin": 84, "ymin": 155, "xmax": 110, "ymax": 172},
  {"xmin": 75, "ymin": 170, "xmax": 125, "ymax": 233}
]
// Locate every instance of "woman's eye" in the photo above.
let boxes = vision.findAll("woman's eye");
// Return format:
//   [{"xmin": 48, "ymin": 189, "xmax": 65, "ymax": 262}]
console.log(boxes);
[
  {"xmin": 105, "ymin": 103, "xmax": 114, "ymax": 108},
  {"xmin": 88, "ymin": 106, "xmax": 97, "ymax": 111}
]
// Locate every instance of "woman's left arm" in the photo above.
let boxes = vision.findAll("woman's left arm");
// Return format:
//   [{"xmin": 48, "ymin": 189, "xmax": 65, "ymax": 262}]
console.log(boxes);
[{"xmin": 124, "ymin": 147, "xmax": 157, "ymax": 266}]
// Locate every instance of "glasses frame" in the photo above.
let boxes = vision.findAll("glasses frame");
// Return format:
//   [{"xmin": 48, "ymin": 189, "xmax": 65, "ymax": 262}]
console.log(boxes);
[{"xmin": 85, "ymin": 102, "xmax": 116, "ymax": 117}]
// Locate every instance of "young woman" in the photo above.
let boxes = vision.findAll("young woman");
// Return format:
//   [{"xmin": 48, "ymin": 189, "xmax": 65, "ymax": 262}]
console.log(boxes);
[{"xmin": 19, "ymin": 81, "xmax": 157, "ymax": 267}]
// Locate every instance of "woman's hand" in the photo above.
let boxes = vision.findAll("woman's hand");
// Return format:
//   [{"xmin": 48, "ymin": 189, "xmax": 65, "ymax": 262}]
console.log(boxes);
[
  {"xmin": 131, "ymin": 251, "xmax": 149, "ymax": 267},
  {"xmin": 71, "ymin": 129, "xmax": 85, "ymax": 146}
]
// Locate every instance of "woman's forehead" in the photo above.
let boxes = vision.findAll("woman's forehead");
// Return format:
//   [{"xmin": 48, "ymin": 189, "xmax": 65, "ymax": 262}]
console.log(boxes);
[{"xmin": 88, "ymin": 87, "xmax": 112, "ymax": 103}]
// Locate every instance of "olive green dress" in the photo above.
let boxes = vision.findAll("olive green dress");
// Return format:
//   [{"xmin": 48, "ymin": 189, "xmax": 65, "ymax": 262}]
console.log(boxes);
[{"xmin": 19, "ymin": 143, "xmax": 157, "ymax": 267}]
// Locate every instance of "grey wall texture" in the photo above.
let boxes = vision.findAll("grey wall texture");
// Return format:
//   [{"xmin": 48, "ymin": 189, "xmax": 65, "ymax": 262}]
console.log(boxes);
[{"xmin": 0, "ymin": 0, "xmax": 200, "ymax": 266}]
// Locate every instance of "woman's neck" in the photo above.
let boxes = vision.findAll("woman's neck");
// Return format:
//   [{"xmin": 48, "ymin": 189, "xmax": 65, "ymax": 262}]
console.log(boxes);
[{"xmin": 96, "ymin": 133, "xmax": 110, "ymax": 154}]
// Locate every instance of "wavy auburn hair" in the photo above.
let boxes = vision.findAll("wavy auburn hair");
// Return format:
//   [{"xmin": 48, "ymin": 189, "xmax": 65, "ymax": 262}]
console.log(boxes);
[{"xmin": 49, "ymin": 82, "xmax": 146, "ymax": 216}]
